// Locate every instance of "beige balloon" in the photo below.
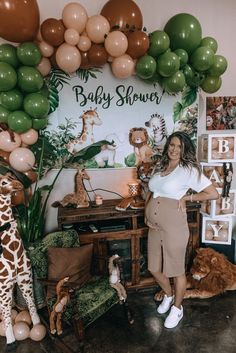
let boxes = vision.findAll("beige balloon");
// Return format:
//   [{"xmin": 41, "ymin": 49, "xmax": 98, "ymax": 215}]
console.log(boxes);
[
  {"xmin": 105, "ymin": 31, "xmax": 128, "ymax": 57},
  {"xmin": 15, "ymin": 310, "xmax": 32, "ymax": 326},
  {"xmin": 0, "ymin": 321, "xmax": 6, "ymax": 336},
  {"xmin": 62, "ymin": 2, "xmax": 88, "ymax": 33},
  {"xmin": 30, "ymin": 324, "xmax": 47, "ymax": 341},
  {"xmin": 64, "ymin": 28, "xmax": 80, "ymax": 45},
  {"xmin": 39, "ymin": 41, "xmax": 54, "ymax": 58},
  {"xmin": 86, "ymin": 15, "xmax": 110, "ymax": 44},
  {"xmin": 13, "ymin": 322, "xmax": 30, "ymax": 341},
  {"xmin": 111, "ymin": 54, "xmax": 135, "ymax": 79},
  {"xmin": 37, "ymin": 57, "xmax": 51, "ymax": 77},
  {"xmin": 0, "ymin": 131, "xmax": 21, "ymax": 152},
  {"xmin": 56, "ymin": 43, "xmax": 81, "ymax": 73},
  {"xmin": 77, "ymin": 35, "xmax": 91, "ymax": 52}
]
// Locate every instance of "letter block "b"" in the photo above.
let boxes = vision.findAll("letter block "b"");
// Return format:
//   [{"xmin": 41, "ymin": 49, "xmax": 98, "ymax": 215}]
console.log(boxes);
[{"xmin": 199, "ymin": 134, "xmax": 236, "ymax": 163}]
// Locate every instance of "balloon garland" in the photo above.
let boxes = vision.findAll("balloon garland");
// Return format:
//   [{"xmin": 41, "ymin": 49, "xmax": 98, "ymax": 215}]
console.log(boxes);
[{"xmin": 0, "ymin": 0, "xmax": 228, "ymax": 173}]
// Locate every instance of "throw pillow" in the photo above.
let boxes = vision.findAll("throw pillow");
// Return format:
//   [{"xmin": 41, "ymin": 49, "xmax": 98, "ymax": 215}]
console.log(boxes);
[{"xmin": 47, "ymin": 243, "xmax": 93, "ymax": 297}]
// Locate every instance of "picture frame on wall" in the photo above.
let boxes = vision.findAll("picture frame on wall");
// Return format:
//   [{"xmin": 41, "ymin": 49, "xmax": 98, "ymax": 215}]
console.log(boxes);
[{"xmin": 206, "ymin": 96, "xmax": 236, "ymax": 130}]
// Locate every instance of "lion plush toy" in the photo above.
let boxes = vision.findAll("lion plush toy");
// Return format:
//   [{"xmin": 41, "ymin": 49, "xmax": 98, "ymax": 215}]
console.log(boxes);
[
  {"xmin": 129, "ymin": 127, "xmax": 153, "ymax": 166},
  {"xmin": 49, "ymin": 277, "xmax": 74, "ymax": 335},
  {"xmin": 154, "ymin": 248, "xmax": 236, "ymax": 301},
  {"xmin": 108, "ymin": 255, "xmax": 127, "ymax": 302}
]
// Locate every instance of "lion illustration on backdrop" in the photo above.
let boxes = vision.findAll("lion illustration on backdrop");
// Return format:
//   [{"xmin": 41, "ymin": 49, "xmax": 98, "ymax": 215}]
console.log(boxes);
[
  {"xmin": 154, "ymin": 248, "xmax": 236, "ymax": 301},
  {"xmin": 129, "ymin": 127, "xmax": 153, "ymax": 166}
]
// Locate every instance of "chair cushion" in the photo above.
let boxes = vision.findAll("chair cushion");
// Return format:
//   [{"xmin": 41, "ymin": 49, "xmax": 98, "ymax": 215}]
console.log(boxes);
[
  {"xmin": 47, "ymin": 244, "xmax": 93, "ymax": 297},
  {"xmin": 48, "ymin": 277, "xmax": 119, "ymax": 328}
]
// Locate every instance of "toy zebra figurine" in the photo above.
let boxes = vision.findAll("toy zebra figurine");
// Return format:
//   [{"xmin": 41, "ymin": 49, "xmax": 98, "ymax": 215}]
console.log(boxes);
[{"xmin": 0, "ymin": 174, "xmax": 40, "ymax": 348}]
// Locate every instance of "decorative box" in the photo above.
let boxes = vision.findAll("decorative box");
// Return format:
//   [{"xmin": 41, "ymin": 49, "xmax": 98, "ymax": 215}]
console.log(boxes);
[
  {"xmin": 201, "ymin": 162, "xmax": 224, "ymax": 188},
  {"xmin": 199, "ymin": 134, "xmax": 236, "ymax": 162},
  {"xmin": 201, "ymin": 216, "xmax": 232, "ymax": 245},
  {"xmin": 201, "ymin": 189, "xmax": 236, "ymax": 217}
]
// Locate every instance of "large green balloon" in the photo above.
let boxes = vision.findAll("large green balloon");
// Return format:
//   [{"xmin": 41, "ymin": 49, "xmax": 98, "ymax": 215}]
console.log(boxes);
[
  {"xmin": 164, "ymin": 13, "xmax": 202, "ymax": 54},
  {"xmin": 0, "ymin": 62, "xmax": 17, "ymax": 92},
  {"xmin": 163, "ymin": 71, "xmax": 186, "ymax": 93},
  {"xmin": 17, "ymin": 42, "xmax": 42, "ymax": 67},
  {"xmin": 157, "ymin": 51, "xmax": 180, "ymax": 77},
  {"xmin": 148, "ymin": 30, "xmax": 170, "ymax": 58},
  {"xmin": 17, "ymin": 66, "xmax": 44, "ymax": 93},
  {"xmin": 24, "ymin": 93, "xmax": 50, "ymax": 119},
  {"xmin": 173, "ymin": 49, "xmax": 188, "ymax": 68},
  {"xmin": 208, "ymin": 55, "xmax": 228, "ymax": 76},
  {"xmin": 201, "ymin": 75, "xmax": 222, "ymax": 93},
  {"xmin": 8, "ymin": 110, "xmax": 32, "ymax": 133},
  {"xmin": 0, "ymin": 89, "xmax": 23, "ymax": 111},
  {"xmin": 0, "ymin": 44, "xmax": 19, "ymax": 68},
  {"xmin": 182, "ymin": 64, "xmax": 205, "ymax": 87},
  {"xmin": 0, "ymin": 105, "xmax": 10, "ymax": 123},
  {"xmin": 190, "ymin": 46, "xmax": 214, "ymax": 72},
  {"xmin": 32, "ymin": 117, "xmax": 48, "ymax": 130},
  {"xmin": 200, "ymin": 37, "xmax": 218, "ymax": 53},
  {"xmin": 136, "ymin": 55, "xmax": 157, "ymax": 79}
]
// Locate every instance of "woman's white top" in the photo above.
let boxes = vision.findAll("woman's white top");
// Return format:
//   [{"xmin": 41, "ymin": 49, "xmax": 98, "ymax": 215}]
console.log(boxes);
[{"xmin": 148, "ymin": 165, "xmax": 212, "ymax": 200}]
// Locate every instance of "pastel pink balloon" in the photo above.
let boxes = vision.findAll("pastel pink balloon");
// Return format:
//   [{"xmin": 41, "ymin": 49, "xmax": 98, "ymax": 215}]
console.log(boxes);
[
  {"xmin": 64, "ymin": 28, "xmax": 80, "ymax": 45},
  {"xmin": 112, "ymin": 54, "xmax": 135, "ymax": 79},
  {"xmin": 9, "ymin": 147, "xmax": 35, "ymax": 172},
  {"xmin": 37, "ymin": 57, "xmax": 51, "ymax": 76},
  {"xmin": 56, "ymin": 43, "xmax": 81, "ymax": 73},
  {"xmin": 105, "ymin": 31, "xmax": 128, "ymax": 57},
  {"xmin": 0, "ymin": 131, "xmax": 21, "ymax": 152},
  {"xmin": 0, "ymin": 321, "xmax": 5, "ymax": 336},
  {"xmin": 20, "ymin": 129, "xmax": 38, "ymax": 145},
  {"xmin": 13, "ymin": 322, "xmax": 30, "ymax": 341},
  {"xmin": 30, "ymin": 324, "xmax": 46, "ymax": 341},
  {"xmin": 62, "ymin": 2, "xmax": 88, "ymax": 34},
  {"xmin": 15, "ymin": 310, "xmax": 32, "ymax": 326},
  {"xmin": 86, "ymin": 15, "xmax": 110, "ymax": 44},
  {"xmin": 11, "ymin": 309, "xmax": 18, "ymax": 322},
  {"xmin": 39, "ymin": 41, "xmax": 54, "ymax": 57},
  {"xmin": 77, "ymin": 35, "xmax": 91, "ymax": 52}
]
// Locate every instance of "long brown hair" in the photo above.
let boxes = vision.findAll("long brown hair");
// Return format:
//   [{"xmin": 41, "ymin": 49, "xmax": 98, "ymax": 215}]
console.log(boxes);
[{"xmin": 160, "ymin": 131, "xmax": 202, "ymax": 175}]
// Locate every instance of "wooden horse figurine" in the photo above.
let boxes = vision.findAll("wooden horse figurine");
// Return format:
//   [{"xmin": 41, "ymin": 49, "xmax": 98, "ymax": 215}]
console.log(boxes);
[
  {"xmin": 0, "ymin": 174, "xmax": 40, "ymax": 348},
  {"xmin": 52, "ymin": 168, "xmax": 90, "ymax": 208}
]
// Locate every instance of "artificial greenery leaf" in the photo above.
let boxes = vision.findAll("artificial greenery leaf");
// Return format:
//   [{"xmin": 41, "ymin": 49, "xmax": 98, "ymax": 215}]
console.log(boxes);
[{"xmin": 69, "ymin": 140, "xmax": 114, "ymax": 164}]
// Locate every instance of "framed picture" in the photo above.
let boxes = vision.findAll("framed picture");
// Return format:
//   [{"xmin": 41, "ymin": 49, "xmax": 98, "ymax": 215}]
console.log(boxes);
[{"xmin": 206, "ymin": 96, "xmax": 236, "ymax": 130}]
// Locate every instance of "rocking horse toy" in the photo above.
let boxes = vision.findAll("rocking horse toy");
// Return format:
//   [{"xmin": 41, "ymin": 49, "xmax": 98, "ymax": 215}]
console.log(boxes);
[{"xmin": 0, "ymin": 173, "xmax": 40, "ymax": 349}]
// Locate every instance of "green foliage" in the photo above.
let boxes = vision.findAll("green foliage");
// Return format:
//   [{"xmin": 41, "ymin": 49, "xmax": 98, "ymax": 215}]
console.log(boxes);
[
  {"xmin": 45, "ymin": 69, "xmax": 70, "ymax": 114},
  {"xmin": 125, "ymin": 153, "xmax": 136, "ymax": 167},
  {"xmin": 76, "ymin": 68, "xmax": 102, "ymax": 83}
]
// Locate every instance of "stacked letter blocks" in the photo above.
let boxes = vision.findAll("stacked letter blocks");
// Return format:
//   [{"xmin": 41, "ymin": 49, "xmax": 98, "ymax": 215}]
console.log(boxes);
[{"xmin": 199, "ymin": 134, "xmax": 236, "ymax": 245}]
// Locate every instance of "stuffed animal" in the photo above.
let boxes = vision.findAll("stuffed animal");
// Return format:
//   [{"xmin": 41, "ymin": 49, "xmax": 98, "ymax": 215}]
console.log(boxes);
[
  {"xmin": 108, "ymin": 255, "xmax": 127, "ymax": 302},
  {"xmin": 222, "ymin": 162, "xmax": 233, "ymax": 198},
  {"xmin": 49, "ymin": 276, "xmax": 73, "ymax": 335},
  {"xmin": 154, "ymin": 248, "xmax": 236, "ymax": 301}
]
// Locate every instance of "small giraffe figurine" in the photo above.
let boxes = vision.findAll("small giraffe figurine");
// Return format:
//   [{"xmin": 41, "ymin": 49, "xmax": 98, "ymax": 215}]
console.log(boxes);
[
  {"xmin": 66, "ymin": 108, "xmax": 102, "ymax": 154},
  {"xmin": 0, "ymin": 174, "xmax": 40, "ymax": 348},
  {"xmin": 52, "ymin": 168, "xmax": 90, "ymax": 208}
]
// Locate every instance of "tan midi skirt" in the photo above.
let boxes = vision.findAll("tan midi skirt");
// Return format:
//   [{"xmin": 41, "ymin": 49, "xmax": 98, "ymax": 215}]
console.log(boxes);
[{"xmin": 145, "ymin": 196, "xmax": 189, "ymax": 277}]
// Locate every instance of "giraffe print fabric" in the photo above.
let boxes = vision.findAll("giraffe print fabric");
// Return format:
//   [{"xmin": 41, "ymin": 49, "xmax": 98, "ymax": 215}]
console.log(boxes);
[{"xmin": 0, "ymin": 174, "xmax": 40, "ymax": 345}]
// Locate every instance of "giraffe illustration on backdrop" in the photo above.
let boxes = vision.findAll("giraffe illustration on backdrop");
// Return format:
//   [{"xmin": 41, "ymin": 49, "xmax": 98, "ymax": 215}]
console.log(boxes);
[
  {"xmin": 66, "ymin": 108, "xmax": 102, "ymax": 153},
  {"xmin": 51, "ymin": 168, "xmax": 90, "ymax": 208},
  {"xmin": 0, "ymin": 174, "xmax": 40, "ymax": 347}
]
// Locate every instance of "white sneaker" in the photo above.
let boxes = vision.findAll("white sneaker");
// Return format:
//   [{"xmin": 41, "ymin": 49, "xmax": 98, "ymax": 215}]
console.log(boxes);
[
  {"xmin": 164, "ymin": 305, "xmax": 183, "ymax": 328},
  {"xmin": 157, "ymin": 294, "xmax": 174, "ymax": 314}
]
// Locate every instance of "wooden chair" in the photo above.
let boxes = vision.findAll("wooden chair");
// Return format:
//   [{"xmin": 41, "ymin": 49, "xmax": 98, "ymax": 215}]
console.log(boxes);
[{"xmin": 29, "ymin": 230, "xmax": 134, "ymax": 353}]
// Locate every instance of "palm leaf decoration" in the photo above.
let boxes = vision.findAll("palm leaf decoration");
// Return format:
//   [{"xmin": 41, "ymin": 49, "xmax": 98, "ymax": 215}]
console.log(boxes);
[
  {"xmin": 76, "ymin": 67, "xmax": 102, "ymax": 83},
  {"xmin": 46, "ymin": 69, "xmax": 71, "ymax": 114},
  {"xmin": 69, "ymin": 140, "xmax": 114, "ymax": 164}
]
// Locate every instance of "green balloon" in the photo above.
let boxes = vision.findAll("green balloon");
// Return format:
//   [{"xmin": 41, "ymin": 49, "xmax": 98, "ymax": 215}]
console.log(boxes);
[
  {"xmin": 0, "ymin": 89, "xmax": 23, "ymax": 111},
  {"xmin": 136, "ymin": 55, "xmax": 157, "ymax": 79},
  {"xmin": 183, "ymin": 64, "xmax": 205, "ymax": 87},
  {"xmin": 148, "ymin": 30, "xmax": 170, "ymax": 58},
  {"xmin": 24, "ymin": 93, "xmax": 50, "ymax": 119},
  {"xmin": 145, "ymin": 71, "xmax": 163, "ymax": 85},
  {"xmin": 208, "ymin": 55, "xmax": 228, "ymax": 76},
  {"xmin": 0, "ymin": 62, "xmax": 17, "ymax": 92},
  {"xmin": 0, "ymin": 44, "xmax": 19, "ymax": 68},
  {"xmin": 157, "ymin": 51, "xmax": 180, "ymax": 77},
  {"xmin": 32, "ymin": 117, "xmax": 48, "ymax": 130},
  {"xmin": 164, "ymin": 13, "xmax": 202, "ymax": 54},
  {"xmin": 0, "ymin": 105, "xmax": 10, "ymax": 123},
  {"xmin": 17, "ymin": 42, "xmax": 42, "ymax": 67},
  {"xmin": 8, "ymin": 110, "xmax": 32, "ymax": 133},
  {"xmin": 163, "ymin": 71, "xmax": 186, "ymax": 93},
  {"xmin": 190, "ymin": 46, "xmax": 214, "ymax": 72},
  {"xmin": 173, "ymin": 49, "xmax": 188, "ymax": 68},
  {"xmin": 200, "ymin": 37, "xmax": 218, "ymax": 53},
  {"xmin": 17, "ymin": 66, "xmax": 44, "ymax": 93},
  {"xmin": 201, "ymin": 75, "xmax": 222, "ymax": 93}
]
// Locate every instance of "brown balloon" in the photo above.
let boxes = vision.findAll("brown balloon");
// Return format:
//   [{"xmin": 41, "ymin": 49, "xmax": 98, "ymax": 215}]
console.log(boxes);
[
  {"xmin": 24, "ymin": 170, "xmax": 38, "ymax": 184},
  {"xmin": 100, "ymin": 0, "xmax": 143, "ymax": 32},
  {"xmin": 49, "ymin": 50, "xmax": 59, "ymax": 69},
  {"xmin": 0, "ymin": 149, "xmax": 10, "ymax": 163},
  {"xmin": 0, "ymin": 0, "xmax": 40, "ymax": 43},
  {"xmin": 80, "ymin": 51, "xmax": 92, "ymax": 69},
  {"xmin": 88, "ymin": 44, "xmax": 108, "ymax": 67},
  {"xmin": 11, "ymin": 190, "xmax": 26, "ymax": 206},
  {"xmin": 41, "ymin": 18, "xmax": 65, "ymax": 47},
  {"xmin": 126, "ymin": 31, "xmax": 150, "ymax": 59}
]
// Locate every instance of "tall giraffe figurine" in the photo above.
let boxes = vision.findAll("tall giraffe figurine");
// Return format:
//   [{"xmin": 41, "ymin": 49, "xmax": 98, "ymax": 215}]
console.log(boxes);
[
  {"xmin": 66, "ymin": 108, "xmax": 102, "ymax": 154},
  {"xmin": 51, "ymin": 168, "xmax": 90, "ymax": 208},
  {"xmin": 0, "ymin": 174, "xmax": 40, "ymax": 348}
]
